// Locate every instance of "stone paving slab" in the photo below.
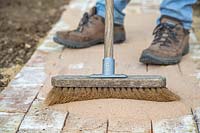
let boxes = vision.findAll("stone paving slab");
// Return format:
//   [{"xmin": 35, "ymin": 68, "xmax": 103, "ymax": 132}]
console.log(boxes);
[
  {"xmin": 18, "ymin": 129, "xmax": 61, "ymax": 133},
  {"xmin": 0, "ymin": 112, "xmax": 24, "ymax": 133},
  {"xmin": 108, "ymin": 118, "xmax": 151, "ymax": 133},
  {"xmin": 10, "ymin": 67, "xmax": 47, "ymax": 87},
  {"xmin": 37, "ymin": 20, "xmax": 67, "ymax": 52},
  {"xmin": 191, "ymin": 44, "xmax": 200, "ymax": 62},
  {"xmin": 0, "ymin": 85, "xmax": 40, "ymax": 113},
  {"xmin": 19, "ymin": 99, "xmax": 68, "ymax": 132},
  {"xmin": 178, "ymin": 54, "xmax": 200, "ymax": 109},
  {"xmin": 190, "ymin": 31, "xmax": 199, "ymax": 45},
  {"xmin": 153, "ymin": 115, "xmax": 198, "ymax": 133},
  {"xmin": 37, "ymin": 52, "xmax": 65, "ymax": 100},
  {"xmin": 62, "ymin": 113, "xmax": 108, "ymax": 133},
  {"xmin": 26, "ymin": 51, "xmax": 47, "ymax": 68}
]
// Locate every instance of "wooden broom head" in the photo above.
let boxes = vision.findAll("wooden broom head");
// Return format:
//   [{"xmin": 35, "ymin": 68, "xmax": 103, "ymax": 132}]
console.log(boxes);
[{"xmin": 44, "ymin": 75, "xmax": 179, "ymax": 106}]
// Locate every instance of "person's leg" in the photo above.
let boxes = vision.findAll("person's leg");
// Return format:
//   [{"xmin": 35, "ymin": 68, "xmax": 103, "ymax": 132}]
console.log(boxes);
[
  {"xmin": 54, "ymin": 1, "xmax": 129, "ymax": 48},
  {"xmin": 96, "ymin": 0, "xmax": 130, "ymax": 25},
  {"xmin": 158, "ymin": 0, "xmax": 197, "ymax": 30},
  {"xmin": 140, "ymin": 0, "xmax": 197, "ymax": 65}
]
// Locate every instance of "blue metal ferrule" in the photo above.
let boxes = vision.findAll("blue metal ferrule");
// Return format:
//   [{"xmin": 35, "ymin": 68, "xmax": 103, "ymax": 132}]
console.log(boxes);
[
  {"xmin": 103, "ymin": 57, "xmax": 115, "ymax": 75},
  {"xmin": 90, "ymin": 57, "xmax": 127, "ymax": 78}
]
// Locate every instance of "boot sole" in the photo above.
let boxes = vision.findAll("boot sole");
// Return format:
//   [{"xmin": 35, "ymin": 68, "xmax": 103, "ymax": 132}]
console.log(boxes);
[
  {"xmin": 139, "ymin": 44, "xmax": 189, "ymax": 65},
  {"xmin": 53, "ymin": 32, "xmax": 126, "ymax": 49}
]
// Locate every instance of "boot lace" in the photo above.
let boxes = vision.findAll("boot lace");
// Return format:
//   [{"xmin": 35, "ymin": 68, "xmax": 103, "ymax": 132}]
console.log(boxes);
[
  {"xmin": 152, "ymin": 23, "xmax": 179, "ymax": 47},
  {"xmin": 75, "ymin": 12, "xmax": 97, "ymax": 32}
]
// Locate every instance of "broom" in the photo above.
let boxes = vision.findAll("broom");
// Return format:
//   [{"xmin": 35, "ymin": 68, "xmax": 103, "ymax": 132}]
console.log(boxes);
[{"xmin": 45, "ymin": 0, "xmax": 180, "ymax": 106}]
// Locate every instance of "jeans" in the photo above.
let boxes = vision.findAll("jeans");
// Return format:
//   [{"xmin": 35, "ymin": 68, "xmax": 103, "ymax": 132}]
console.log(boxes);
[{"xmin": 96, "ymin": 0, "xmax": 197, "ymax": 29}]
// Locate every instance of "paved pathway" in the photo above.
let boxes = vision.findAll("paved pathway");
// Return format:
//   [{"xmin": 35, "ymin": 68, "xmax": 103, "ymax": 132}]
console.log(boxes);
[{"xmin": 1, "ymin": 0, "xmax": 200, "ymax": 132}]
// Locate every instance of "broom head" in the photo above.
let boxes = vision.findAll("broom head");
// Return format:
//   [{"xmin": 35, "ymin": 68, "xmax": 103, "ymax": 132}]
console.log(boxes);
[{"xmin": 45, "ymin": 75, "xmax": 180, "ymax": 105}]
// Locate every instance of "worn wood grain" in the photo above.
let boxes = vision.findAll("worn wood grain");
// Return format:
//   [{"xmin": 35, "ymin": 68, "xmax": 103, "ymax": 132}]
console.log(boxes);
[
  {"xmin": 104, "ymin": 0, "xmax": 114, "ymax": 58},
  {"xmin": 52, "ymin": 75, "xmax": 166, "ymax": 88}
]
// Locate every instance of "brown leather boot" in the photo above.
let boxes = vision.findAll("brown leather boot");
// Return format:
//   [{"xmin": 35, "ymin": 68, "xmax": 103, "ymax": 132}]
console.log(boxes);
[
  {"xmin": 54, "ymin": 7, "xmax": 126, "ymax": 48},
  {"xmin": 140, "ymin": 16, "xmax": 190, "ymax": 65}
]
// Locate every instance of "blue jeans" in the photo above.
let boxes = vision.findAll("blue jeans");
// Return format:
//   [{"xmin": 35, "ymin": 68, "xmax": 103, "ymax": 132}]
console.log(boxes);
[{"xmin": 96, "ymin": 0, "xmax": 197, "ymax": 29}]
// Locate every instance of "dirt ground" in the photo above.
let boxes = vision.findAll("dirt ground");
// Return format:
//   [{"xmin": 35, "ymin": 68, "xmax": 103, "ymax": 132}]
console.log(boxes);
[{"xmin": 0, "ymin": 0, "xmax": 69, "ymax": 91}]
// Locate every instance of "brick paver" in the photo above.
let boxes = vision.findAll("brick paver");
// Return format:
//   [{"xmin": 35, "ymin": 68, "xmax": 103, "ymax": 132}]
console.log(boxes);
[
  {"xmin": 153, "ymin": 115, "xmax": 198, "ymax": 133},
  {"xmin": 0, "ymin": 112, "xmax": 24, "ymax": 132},
  {"xmin": 18, "ymin": 99, "xmax": 68, "ymax": 132},
  {"xmin": 0, "ymin": 86, "xmax": 40, "ymax": 113}
]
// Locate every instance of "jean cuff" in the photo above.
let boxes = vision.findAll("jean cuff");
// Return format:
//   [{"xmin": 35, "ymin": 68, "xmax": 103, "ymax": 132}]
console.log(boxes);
[
  {"xmin": 157, "ymin": 11, "xmax": 192, "ymax": 30},
  {"xmin": 96, "ymin": 3, "xmax": 125, "ymax": 25}
]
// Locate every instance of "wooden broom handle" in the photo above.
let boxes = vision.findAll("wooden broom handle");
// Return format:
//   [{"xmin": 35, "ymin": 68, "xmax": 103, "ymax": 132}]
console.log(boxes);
[{"xmin": 104, "ymin": 0, "xmax": 114, "ymax": 58}]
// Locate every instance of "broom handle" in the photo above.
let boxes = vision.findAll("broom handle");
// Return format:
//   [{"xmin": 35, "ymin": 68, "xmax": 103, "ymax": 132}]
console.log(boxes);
[
  {"xmin": 91, "ymin": 0, "xmax": 127, "ymax": 77},
  {"xmin": 104, "ymin": 0, "xmax": 114, "ymax": 58}
]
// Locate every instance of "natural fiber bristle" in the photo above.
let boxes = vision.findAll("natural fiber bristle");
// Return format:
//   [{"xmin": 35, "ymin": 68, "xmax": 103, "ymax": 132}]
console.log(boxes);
[{"xmin": 45, "ymin": 87, "xmax": 180, "ymax": 106}]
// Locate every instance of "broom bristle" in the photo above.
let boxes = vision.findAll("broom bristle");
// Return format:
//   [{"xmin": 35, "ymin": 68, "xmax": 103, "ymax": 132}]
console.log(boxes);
[{"xmin": 44, "ymin": 87, "xmax": 180, "ymax": 106}]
